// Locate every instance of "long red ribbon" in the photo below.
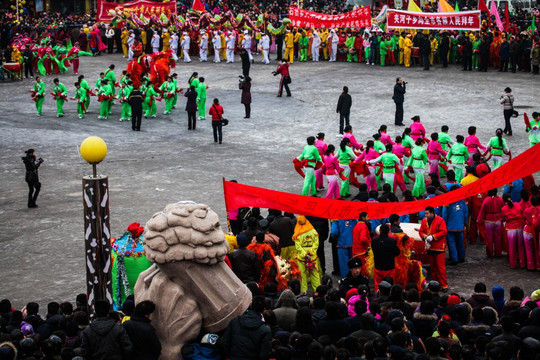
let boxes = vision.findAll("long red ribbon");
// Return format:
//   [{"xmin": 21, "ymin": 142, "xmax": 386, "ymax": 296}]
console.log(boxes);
[{"xmin": 223, "ymin": 144, "xmax": 540, "ymax": 220}]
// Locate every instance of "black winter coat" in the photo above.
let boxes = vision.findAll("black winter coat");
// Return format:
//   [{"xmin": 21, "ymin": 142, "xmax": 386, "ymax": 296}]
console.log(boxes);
[
  {"xmin": 223, "ymin": 310, "xmax": 272, "ymax": 360},
  {"xmin": 229, "ymin": 248, "xmax": 260, "ymax": 283},
  {"xmin": 22, "ymin": 154, "xmax": 41, "ymax": 183},
  {"xmin": 371, "ymin": 235, "xmax": 400, "ymax": 271},
  {"xmin": 239, "ymin": 81, "xmax": 252, "ymax": 104},
  {"xmin": 463, "ymin": 40, "xmax": 473, "ymax": 57},
  {"xmin": 392, "ymin": 83, "xmax": 406, "ymax": 103},
  {"xmin": 81, "ymin": 317, "xmax": 133, "ymax": 360},
  {"xmin": 336, "ymin": 93, "xmax": 352, "ymax": 114},
  {"xmin": 122, "ymin": 316, "xmax": 161, "ymax": 360},
  {"xmin": 185, "ymin": 89, "xmax": 198, "ymax": 112}
]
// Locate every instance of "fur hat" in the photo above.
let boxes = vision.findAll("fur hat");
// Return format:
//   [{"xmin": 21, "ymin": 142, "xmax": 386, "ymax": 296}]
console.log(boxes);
[{"xmin": 347, "ymin": 257, "xmax": 362, "ymax": 269}]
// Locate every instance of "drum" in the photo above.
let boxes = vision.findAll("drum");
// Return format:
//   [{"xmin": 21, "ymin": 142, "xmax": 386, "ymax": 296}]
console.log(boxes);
[
  {"xmin": 375, "ymin": 223, "xmax": 429, "ymax": 265},
  {"xmin": 411, "ymin": 47, "xmax": 420, "ymax": 58},
  {"xmin": 3, "ymin": 62, "xmax": 22, "ymax": 73}
]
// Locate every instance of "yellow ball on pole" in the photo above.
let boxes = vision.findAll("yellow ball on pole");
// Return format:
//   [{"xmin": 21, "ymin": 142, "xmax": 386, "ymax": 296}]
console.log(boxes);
[{"xmin": 80, "ymin": 136, "xmax": 107, "ymax": 164}]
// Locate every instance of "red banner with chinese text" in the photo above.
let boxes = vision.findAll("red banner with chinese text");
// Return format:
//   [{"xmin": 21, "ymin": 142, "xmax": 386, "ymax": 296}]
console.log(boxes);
[
  {"xmin": 288, "ymin": 6, "xmax": 371, "ymax": 29},
  {"xmin": 97, "ymin": 0, "xmax": 177, "ymax": 22},
  {"xmin": 223, "ymin": 144, "xmax": 540, "ymax": 220},
  {"xmin": 386, "ymin": 10, "xmax": 481, "ymax": 31}
]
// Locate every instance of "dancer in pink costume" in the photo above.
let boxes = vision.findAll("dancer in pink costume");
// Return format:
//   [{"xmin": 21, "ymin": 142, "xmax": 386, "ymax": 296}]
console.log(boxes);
[
  {"xmin": 464, "ymin": 126, "xmax": 487, "ymax": 165},
  {"xmin": 324, "ymin": 145, "xmax": 341, "ymax": 200},
  {"xmin": 478, "ymin": 188, "xmax": 504, "ymax": 258},
  {"xmin": 315, "ymin": 133, "xmax": 328, "ymax": 191},
  {"xmin": 356, "ymin": 140, "xmax": 380, "ymax": 192},
  {"xmin": 427, "ymin": 132, "xmax": 448, "ymax": 182},
  {"xmin": 342, "ymin": 125, "xmax": 363, "ymax": 151},
  {"xmin": 410, "ymin": 115, "xmax": 426, "ymax": 142},
  {"xmin": 392, "ymin": 136, "xmax": 410, "ymax": 193},
  {"xmin": 378, "ymin": 125, "xmax": 395, "ymax": 146},
  {"xmin": 501, "ymin": 193, "xmax": 525, "ymax": 269},
  {"xmin": 523, "ymin": 196, "xmax": 540, "ymax": 270}
]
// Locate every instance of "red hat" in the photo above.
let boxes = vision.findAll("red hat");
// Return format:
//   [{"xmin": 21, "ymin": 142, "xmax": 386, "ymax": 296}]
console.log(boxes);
[
  {"xmin": 447, "ymin": 295, "xmax": 461, "ymax": 306},
  {"xmin": 345, "ymin": 288, "xmax": 358, "ymax": 302},
  {"xmin": 476, "ymin": 163, "xmax": 490, "ymax": 178}
]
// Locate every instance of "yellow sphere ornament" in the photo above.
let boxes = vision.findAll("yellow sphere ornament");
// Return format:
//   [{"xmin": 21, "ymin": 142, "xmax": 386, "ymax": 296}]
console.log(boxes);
[
  {"xmin": 80, "ymin": 136, "xmax": 107, "ymax": 164},
  {"xmin": 11, "ymin": 5, "xmax": 16, "ymax": 9}
]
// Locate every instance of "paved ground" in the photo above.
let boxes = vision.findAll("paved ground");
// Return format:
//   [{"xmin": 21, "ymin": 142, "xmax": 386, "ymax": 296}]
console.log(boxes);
[{"xmin": 0, "ymin": 52, "xmax": 539, "ymax": 310}]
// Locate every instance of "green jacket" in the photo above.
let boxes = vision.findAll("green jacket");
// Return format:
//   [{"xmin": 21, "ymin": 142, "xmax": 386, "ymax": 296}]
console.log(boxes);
[
  {"xmin": 447, "ymin": 143, "xmax": 469, "ymax": 164},
  {"xmin": 197, "ymin": 82, "xmax": 207, "ymax": 100},
  {"xmin": 299, "ymin": 36, "xmax": 309, "ymax": 48},
  {"xmin": 75, "ymin": 87, "xmax": 87, "ymax": 102},
  {"xmin": 294, "ymin": 228, "xmax": 319, "ymax": 262},
  {"xmin": 33, "ymin": 81, "xmax": 45, "ymax": 95},
  {"xmin": 105, "ymin": 69, "xmax": 116, "ymax": 85},
  {"xmin": 438, "ymin": 132, "xmax": 453, "ymax": 151},
  {"xmin": 298, "ymin": 144, "xmax": 322, "ymax": 167},
  {"xmin": 407, "ymin": 146, "xmax": 428, "ymax": 168},
  {"xmin": 337, "ymin": 146, "xmax": 356, "ymax": 165},
  {"xmin": 488, "ymin": 137, "xmax": 508, "ymax": 156},
  {"xmin": 372, "ymin": 152, "xmax": 400, "ymax": 173},
  {"xmin": 402, "ymin": 134, "xmax": 415, "ymax": 149},
  {"xmin": 53, "ymin": 83, "xmax": 67, "ymax": 96},
  {"xmin": 374, "ymin": 140, "xmax": 385, "ymax": 153}
]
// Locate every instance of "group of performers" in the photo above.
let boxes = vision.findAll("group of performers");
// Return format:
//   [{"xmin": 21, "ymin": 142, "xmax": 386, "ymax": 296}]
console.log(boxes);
[{"xmin": 295, "ymin": 112, "xmax": 540, "ymax": 272}]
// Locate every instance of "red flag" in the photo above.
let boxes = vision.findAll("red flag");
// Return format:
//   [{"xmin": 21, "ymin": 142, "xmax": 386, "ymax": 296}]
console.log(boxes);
[
  {"xmin": 504, "ymin": 3, "xmax": 510, "ymax": 32},
  {"xmin": 524, "ymin": 112, "xmax": 531, "ymax": 129},
  {"xmin": 478, "ymin": 0, "xmax": 490, "ymax": 27},
  {"xmin": 192, "ymin": 0, "xmax": 205, "ymax": 12}
]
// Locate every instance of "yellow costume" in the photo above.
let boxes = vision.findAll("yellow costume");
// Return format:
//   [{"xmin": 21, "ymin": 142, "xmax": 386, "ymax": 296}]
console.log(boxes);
[
  {"xmin": 404, "ymin": 36, "xmax": 413, "ymax": 67},
  {"xmin": 293, "ymin": 216, "xmax": 321, "ymax": 292},
  {"xmin": 220, "ymin": 33, "xmax": 227, "ymax": 60},
  {"xmin": 141, "ymin": 30, "xmax": 147, "ymax": 54},
  {"xmin": 162, "ymin": 31, "xmax": 170, "ymax": 51},
  {"xmin": 321, "ymin": 29, "xmax": 329, "ymax": 60},
  {"xmin": 430, "ymin": 37, "xmax": 438, "ymax": 65},
  {"xmin": 284, "ymin": 32, "xmax": 294, "ymax": 63},
  {"xmin": 121, "ymin": 28, "xmax": 128, "ymax": 57}
]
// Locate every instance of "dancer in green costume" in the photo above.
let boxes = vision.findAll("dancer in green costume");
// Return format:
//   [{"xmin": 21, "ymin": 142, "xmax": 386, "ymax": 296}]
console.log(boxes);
[{"xmin": 52, "ymin": 78, "xmax": 67, "ymax": 117}]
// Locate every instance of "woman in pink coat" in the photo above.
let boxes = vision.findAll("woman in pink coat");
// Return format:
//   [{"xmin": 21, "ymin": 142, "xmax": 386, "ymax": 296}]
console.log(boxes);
[
  {"xmin": 427, "ymin": 132, "xmax": 448, "ymax": 181},
  {"xmin": 342, "ymin": 125, "xmax": 363, "ymax": 151},
  {"xmin": 410, "ymin": 115, "xmax": 426, "ymax": 142},
  {"xmin": 478, "ymin": 188, "xmax": 505, "ymax": 258},
  {"xmin": 464, "ymin": 126, "xmax": 486, "ymax": 165},
  {"xmin": 324, "ymin": 145, "xmax": 341, "ymax": 200},
  {"xmin": 501, "ymin": 193, "xmax": 525, "ymax": 269},
  {"xmin": 315, "ymin": 133, "xmax": 328, "ymax": 191},
  {"xmin": 378, "ymin": 125, "xmax": 395, "ymax": 146},
  {"xmin": 356, "ymin": 140, "xmax": 380, "ymax": 191},
  {"xmin": 523, "ymin": 196, "xmax": 540, "ymax": 270}
]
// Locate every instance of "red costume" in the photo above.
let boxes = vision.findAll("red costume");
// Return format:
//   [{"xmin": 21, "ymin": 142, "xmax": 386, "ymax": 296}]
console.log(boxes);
[
  {"xmin": 419, "ymin": 215, "xmax": 448, "ymax": 290},
  {"xmin": 352, "ymin": 221, "xmax": 370, "ymax": 274}
]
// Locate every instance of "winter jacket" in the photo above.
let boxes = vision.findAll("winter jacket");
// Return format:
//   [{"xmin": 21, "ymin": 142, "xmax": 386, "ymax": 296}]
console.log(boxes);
[
  {"xmin": 503, "ymin": 179, "xmax": 524, "ymax": 203},
  {"xmin": 393, "ymin": 83, "xmax": 406, "ymax": 103},
  {"xmin": 412, "ymin": 312, "xmax": 438, "ymax": 341},
  {"xmin": 442, "ymin": 200, "xmax": 468, "ymax": 231},
  {"xmin": 184, "ymin": 89, "xmax": 198, "ymax": 112},
  {"xmin": 122, "ymin": 315, "xmax": 161, "ymax": 360},
  {"xmin": 223, "ymin": 310, "xmax": 272, "ymax": 360},
  {"xmin": 336, "ymin": 93, "xmax": 352, "ymax": 114},
  {"xmin": 228, "ymin": 248, "xmax": 261, "ymax": 283},
  {"xmin": 499, "ymin": 41, "xmax": 510, "ymax": 60},
  {"xmin": 466, "ymin": 293, "xmax": 495, "ymax": 309},
  {"xmin": 239, "ymin": 81, "xmax": 252, "ymax": 105},
  {"xmin": 339, "ymin": 271, "xmax": 370, "ymax": 299},
  {"xmin": 352, "ymin": 221, "xmax": 371, "ymax": 257},
  {"xmin": 371, "ymin": 235, "xmax": 400, "ymax": 271},
  {"xmin": 80, "ymin": 317, "xmax": 133, "ymax": 360},
  {"xmin": 273, "ymin": 290, "xmax": 298, "ymax": 332},
  {"xmin": 331, "ymin": 219, "xmax": 357, "ymax": 248},
  {"xmin": 22, "ymin": 154, "xmax": 42, "ymax": 183},
  {"xmin": 517, "ymin": 307, "xmax": 540, "ymax": 340},
  {"xmin": 314, "ymin": 317, "xmax": 352, "ymax": 344}
]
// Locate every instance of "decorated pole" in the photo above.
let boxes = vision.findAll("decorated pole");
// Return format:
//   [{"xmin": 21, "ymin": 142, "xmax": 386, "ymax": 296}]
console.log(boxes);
[{"xmin": 80, "ymin": 136, "xmax": 113, "ymax": 311}]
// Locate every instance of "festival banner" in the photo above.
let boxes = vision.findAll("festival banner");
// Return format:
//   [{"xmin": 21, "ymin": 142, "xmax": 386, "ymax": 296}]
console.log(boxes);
[
  {"xmin": 386, "ymin": 9, "xmax": 481, "ymax": 31},
  {"xmin": 288, "ymin": 6, "xmax": 371, "ymax": 28},
  {"xmin": 97, "ymin": 0, "xmax": 177, "ymax": 22},
  {"xmin": 223, "ymin": 144, "xmax": 540, "ymax": 220}
]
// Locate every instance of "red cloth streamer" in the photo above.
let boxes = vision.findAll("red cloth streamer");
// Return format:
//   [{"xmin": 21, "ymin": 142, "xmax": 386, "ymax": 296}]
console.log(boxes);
[
  {"xmin": 524, "ymin": 112, "xmax": 531, "ymax": 129},
  {"xmin": 192, "ymin": 0, "xmax": 205, "ymax": 12},
  {"xmin": 504, "ymin": 3, "xmax": 510, "ymax": 32},
  {"xmin": 288, "ymin": 6, "xmax": 371, "ymax": 29},
  {"xmin": 223, "ymin": 144, "xmax": 540, "ymax": 220}
]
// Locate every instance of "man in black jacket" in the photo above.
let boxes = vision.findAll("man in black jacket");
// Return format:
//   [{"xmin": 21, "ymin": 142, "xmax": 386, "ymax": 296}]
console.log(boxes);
[
  {"xmin": 439, "ymin": 32, "xmax": 450, "ymax": 68},
  {"xmin": 228, "ymin": 233, "xmax": 261, "ymax": 283},
  {"xmin": 123, "ymin": 300, "xmax": 161, "ymax": 360},
  {"xmin": 22, "ymin": 149, "xmax": 43, "ymax": 208},
  {"xmin": 336, "ymin": 86, "xmax": 352, "ymax": 135},
  {"xmin": 22, "ymin": 44, "xmax": 33, "ymax": 78},
  {"xmin": 223, "ymin": 296, "xmax": 272, "ymax": 360},
  {"xmin": 128, "ymin": 85, "xmax": 144, "ymax": 131},
  {"xmin": 81, "ymin": 299, "xmax": 133, "ymax": 360},
  {"xmin": 392, "ymin": 78, "xmax": 406, "ymax": 126},
  {"xmin": 371, "ymin": 224, "xmax": 400, "ymax": 291},
  {"xmin": 462, "ymin": 36, "xmax": 473, "ymax": 71},
  {"xmin": 420, "ymin": 34, "xmax": 430, "ymax": 70}
]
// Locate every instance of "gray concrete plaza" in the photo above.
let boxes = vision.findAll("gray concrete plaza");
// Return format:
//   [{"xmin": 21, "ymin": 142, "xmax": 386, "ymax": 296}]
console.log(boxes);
[{"xmin": 0, "ymin": 52, "xmax": 539, "ymax": 309}]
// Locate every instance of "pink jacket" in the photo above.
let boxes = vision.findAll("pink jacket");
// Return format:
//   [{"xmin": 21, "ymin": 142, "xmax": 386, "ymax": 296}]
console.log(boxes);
[
  {"xmin": 501, "ymin": 204, "xmax": 524, "ymax": 230},
  {"xmin": 393, "ymin": 144, "xmax": 410, "ymax": 159},
  {"xmin": 427, "ymin": 141, "xmax": 447, "ymax": 161},
  {"xmin": 343, "ymin": 133, "xmax": 363, "ymax": 151},
  {"xmin": 410, "ymin": 122, "xmax": 426, "ymax": 141},
  {"xmin": 478, "ymin": 196, "xmax": 504, "ymax": 223},
  {"xmin": 356, "ymin": 148, "xmax": 380, "ymax": 163},
  {"xmin": 324, "ymin": 154, "xmax": 341, "ymax": 175},
  {"xmin": 380, "ymin": 132, "xmax": 395, "ymax": 146},
  {"xmin": 315, "ymin": 139, "xmax": 328, "ymax": 158},
  {"xmin": 464, "ymin": 135, "xmax": 486, "ymax": 154}
]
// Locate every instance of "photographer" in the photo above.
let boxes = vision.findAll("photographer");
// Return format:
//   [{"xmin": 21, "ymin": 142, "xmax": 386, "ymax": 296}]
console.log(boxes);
[
  {"xmin": 273, "ymin": 59, "xmax": 291, "ymax": 97},
  {"xmin": 239, "ymin": 76, "xmax": 252, "ymax": 119},
  {"xmin": 21, "ymin": 149, "xmax": 43, "ymax": 208},
  {"xmin": 392, "ymin": 77, "xmax": 406, "ymax": 126}
]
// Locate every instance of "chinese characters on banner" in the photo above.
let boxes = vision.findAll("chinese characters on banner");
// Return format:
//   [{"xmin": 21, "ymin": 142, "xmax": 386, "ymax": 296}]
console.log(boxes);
[
  {"xmin": 97, "ymin": 0, "xmax": 177, "ymax": 22},
  {"xmin": 386, "ymin": 9, "xmax": 481, "ymax": 31},
  {"xmin": 288, "ymin": 6, "xmax": 371, "ymax": 28}
]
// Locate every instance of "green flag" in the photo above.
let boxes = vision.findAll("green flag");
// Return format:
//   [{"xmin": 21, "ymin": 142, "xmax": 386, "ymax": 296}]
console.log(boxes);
[{"xmin": 454, "ymin": 2, "xmax": 459, "ymax": 11}]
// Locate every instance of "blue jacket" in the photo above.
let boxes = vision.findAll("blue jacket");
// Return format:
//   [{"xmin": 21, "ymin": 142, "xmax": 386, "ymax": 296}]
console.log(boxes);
[
  {"xmin": 442, "ymin": 199, "xmax": 468, "ymax": 231},
  {"xmin": 330, "ymin": 219, "xmax": 357, "ymax": 248},
  {"xmin": 503, "ymin": 179, "xmax": 524, "ymax": 203}
]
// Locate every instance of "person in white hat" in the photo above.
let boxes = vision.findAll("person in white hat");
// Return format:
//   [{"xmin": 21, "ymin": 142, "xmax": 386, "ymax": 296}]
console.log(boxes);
[
  {"xmin": 151, "ymin": 30, "xmax": 160, "ymax": 54},
  {"xmin": 312, "ymin": 30, "xmax": 321, "ymax": 62},
  {"xmin": 226, "ymin": 31, "xmax": 236, "ymax": 63},
  {"xmin": 260, "ymin": 32, "xmax": 270, "ymax": 64},
  {"xmin": 212, "ymin": 31, "xmax": 221, "ymax": 63},
  {"xmin": 170, "ymin": 32, "xmax": 179, "ymax": 61},
  {"xmin": 242, "ymin": 30, "xmax": 253, "ymax": 62},
  {"xmin": 127, "ymin": 30, "xmax": 135, "ymax": 60},
  {"xmin": 181, "ymin": 32, "xmax": 191, "ymax": 63},
  {"xmin": 199, "ymin": 30, "xmax": 208, "ymax": 62}
]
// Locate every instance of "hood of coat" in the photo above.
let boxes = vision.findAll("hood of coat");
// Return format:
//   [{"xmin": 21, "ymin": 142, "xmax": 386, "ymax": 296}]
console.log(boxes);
[
  {"xmin": 469, "ymin": 293, "xmax": 492, "ymax": 303},
  {"xmin": 88, "ymin": 317, "xmax": 117, "ymax": 336},
  {"xmin": 413, "ymin": 312, "xmax": 438, "ymax": 322},
  {"xmin": 276, "ymin": 290, "xmax": 299, "ymax": 309},
  {"xmin": 238, "ymin": 310, "xmax": 265, "ymax": 330}
]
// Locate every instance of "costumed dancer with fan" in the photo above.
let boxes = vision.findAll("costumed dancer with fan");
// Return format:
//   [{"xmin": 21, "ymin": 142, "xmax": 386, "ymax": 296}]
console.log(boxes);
[
  {"xmin": 73, "ymin": 82, "xmax": 87, "ymax": 119},
  {"xmin": 297, "ymin": 136, "xmax": 322, "ymax": 197},
  {"xmin": 293, "ymin": 216, "xmax": 321, "ymax": 294},
  {"xmin": 485, "ymin": 128, "xmax": 510, "ymax": 170},
  {"xmin": 30, "ymin": 76, "xmax": 45, "ymax": 116},
  {"xmin": 52, "ymin": 78, "xmax": 68, "ymax": 118},
  {"xmin": 407, "ymin": 138, "xmax": 428, "ymax": 198}
]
